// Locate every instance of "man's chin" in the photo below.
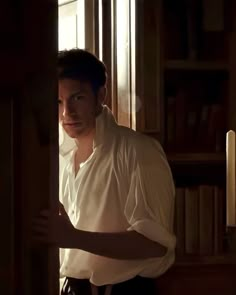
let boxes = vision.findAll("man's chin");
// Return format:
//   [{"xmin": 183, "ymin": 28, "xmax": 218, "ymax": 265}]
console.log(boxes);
[{"xmin": 64, "ymin": 127, "xmax": 83, "ymax": 139}]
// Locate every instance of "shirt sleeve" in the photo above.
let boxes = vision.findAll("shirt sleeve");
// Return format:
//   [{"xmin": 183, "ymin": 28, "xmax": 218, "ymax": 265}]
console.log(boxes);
[{"xmin": 124, "ymin": 139, "xmax": 176, "ymax": 251}]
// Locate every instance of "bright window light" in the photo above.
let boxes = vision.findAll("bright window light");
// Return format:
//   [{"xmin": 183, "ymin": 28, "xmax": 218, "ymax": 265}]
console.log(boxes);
[
  {"xmin": 77, "ymin": 0, "xmax": 85, "ymax": 49},
  {"xmin": 58, "ymin": 0, "xmax": 85, "ymax": 50},
  {"xmin": 116, "ymin": 0, "xmax": 136, "ymax": 130}
]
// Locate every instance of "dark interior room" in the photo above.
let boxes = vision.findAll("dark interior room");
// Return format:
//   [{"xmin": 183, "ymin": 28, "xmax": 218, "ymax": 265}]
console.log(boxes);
[{"xmin": 1, "ymin": 0, "xmax": 236, "ymax": 294}]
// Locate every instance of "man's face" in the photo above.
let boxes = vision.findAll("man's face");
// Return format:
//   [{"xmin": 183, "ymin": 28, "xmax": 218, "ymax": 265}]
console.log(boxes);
[{"xmin": 58, "ymin": 79, "xmax": 99, "ymax": 139}]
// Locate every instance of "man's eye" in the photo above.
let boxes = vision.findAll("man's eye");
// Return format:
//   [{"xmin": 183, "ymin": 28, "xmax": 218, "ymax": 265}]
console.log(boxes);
[
  {"xmin": 58, "ymin": 100, "xmax": 62, "ymax": 104},
  {"xmin": 74, "ymin": 95, "xmax": 84, "ymax": 101}
]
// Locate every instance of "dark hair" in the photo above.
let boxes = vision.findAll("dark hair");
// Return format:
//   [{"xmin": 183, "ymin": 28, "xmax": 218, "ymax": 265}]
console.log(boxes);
[{"xmin": 58, "ymin": 48, "xmax": 107, "ymax": 94}]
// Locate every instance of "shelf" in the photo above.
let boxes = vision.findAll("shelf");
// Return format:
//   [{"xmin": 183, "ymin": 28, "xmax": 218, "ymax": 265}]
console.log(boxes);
[
  {"xmin": 164, "ymin": 60, "xmax": 229, "ymax": 71},
  {"xmin": 167, "ymin": 152, "xmax": 225, "ymax": 164},
  {"xmin": 175, "ymin": 254, "xmax": 236, "ymax": 266}
]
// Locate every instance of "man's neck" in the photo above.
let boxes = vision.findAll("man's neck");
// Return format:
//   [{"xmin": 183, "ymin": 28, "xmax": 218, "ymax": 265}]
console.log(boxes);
[
  {"xmin": 73, "ymin": 129, "xmax": 95, "ymax": 176},
  {"xmin": 75, "ymin": 128, "xmax": 95, "ymax": 157}
]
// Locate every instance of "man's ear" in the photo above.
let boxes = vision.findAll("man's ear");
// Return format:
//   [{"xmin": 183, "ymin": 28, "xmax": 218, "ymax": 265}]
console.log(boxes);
[{"xmin": 97, "ymin": 86, "xmax": 107, "ymax": 105}]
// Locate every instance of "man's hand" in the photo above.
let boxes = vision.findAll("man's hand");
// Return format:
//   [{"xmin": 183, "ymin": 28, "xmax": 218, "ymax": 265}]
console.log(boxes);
[{"xmin": 32, "ymin": 202, "xmax": 76, "ymax": 248}]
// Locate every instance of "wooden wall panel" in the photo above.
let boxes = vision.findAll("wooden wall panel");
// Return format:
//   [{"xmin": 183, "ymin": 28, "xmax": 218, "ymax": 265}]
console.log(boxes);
[
  {"xmin": 0, "ymin": 1, "xmax": 59, "ymax": 295},
  {"xmin": 0, "ymin": 98, "xmax": 15, "ymax": 294}
]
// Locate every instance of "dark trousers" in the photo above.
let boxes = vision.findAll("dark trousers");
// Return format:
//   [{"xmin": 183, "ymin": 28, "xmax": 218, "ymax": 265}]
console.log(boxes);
[{"xmin": 61, "ymin": 276, "xmax": 157, "ymax": 295}]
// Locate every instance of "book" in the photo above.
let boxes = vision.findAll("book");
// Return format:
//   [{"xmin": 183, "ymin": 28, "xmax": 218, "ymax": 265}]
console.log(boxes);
[
  {"xmin": 185, "ymin": 186, "xmax": 199, "ymax": 254},
  {"xmin": 199, "ymin": 185, "xmax": 214, "ymax": 255},
  {"xmin": 206, "ymin": 104, "xmax": 223, "ymax": 151},
  {"xmin": 197, "ymin": 105, "xmax": 210, "ymax": 151},
  {"xmin": 174, "ymin": 187, "xmax": 185, "ymax": 256},
  {"xmin": 166, "ymin": 96, "xmax": 176, "ymax": 150},
  {"xmin": 175, "ymin": 89, "xmax": 187, "ymax": 152},
  {"xmin": 214, "ymin": 186, "xmax": 224, "ymax": 254}
]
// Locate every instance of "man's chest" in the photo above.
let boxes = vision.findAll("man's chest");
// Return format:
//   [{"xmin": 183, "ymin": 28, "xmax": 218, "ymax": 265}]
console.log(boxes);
[{"xmin": 62, "ymin": 155, "xmax": 129, "ymax": 225}]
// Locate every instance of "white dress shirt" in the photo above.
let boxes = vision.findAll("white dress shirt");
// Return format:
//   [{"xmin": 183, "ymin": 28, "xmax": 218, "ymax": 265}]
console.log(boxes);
[{"xmin": 59, "ymin": 105, "xmax": 176, "ymax": 286}]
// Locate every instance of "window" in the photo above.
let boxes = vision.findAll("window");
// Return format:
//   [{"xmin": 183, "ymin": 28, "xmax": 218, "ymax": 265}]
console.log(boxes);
[
  {"xmin": 58, "ymin": 0, "xmax": 137, "ymax": 129},
  {"xmin": 58, "ymin": 0, "xmax": 84, "ymax": 50},
  {"xmin": 115, "ymin": 0, "xmax": 136, "ymax": 129}
]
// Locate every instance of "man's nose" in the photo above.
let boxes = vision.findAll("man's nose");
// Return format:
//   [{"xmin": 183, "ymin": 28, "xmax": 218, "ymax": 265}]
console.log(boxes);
[{"xmin": 62, "ymin": 102, "xmax": 76, "ymax": 117}]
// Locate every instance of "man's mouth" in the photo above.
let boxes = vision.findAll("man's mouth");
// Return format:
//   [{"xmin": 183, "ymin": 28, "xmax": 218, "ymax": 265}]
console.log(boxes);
[{"xmin": 64, "ymin": 121, "xmax": 82, "ymax": 126}]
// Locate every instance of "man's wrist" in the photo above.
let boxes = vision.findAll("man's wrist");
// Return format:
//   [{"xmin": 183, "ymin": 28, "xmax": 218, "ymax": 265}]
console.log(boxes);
[{"xmin": 70, "ymin": 227, "xmax": 80, "ymax": 249}]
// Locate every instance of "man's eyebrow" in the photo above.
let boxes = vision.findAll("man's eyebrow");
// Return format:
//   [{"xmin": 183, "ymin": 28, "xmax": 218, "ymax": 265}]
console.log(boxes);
[
  {"xmin": 68, "ymin": 91, "xmax": 85, "ymax": 99},
  {"xmin": 58, "ymin": 91, "xmax": 85, "ymax": 101}
]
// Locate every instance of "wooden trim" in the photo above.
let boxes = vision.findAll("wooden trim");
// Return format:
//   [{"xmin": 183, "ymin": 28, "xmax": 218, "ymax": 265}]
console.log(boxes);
[
  {"xmin": 58, "ymin": 0, "xmax": 77, "ymax": 7},
  {"xmin": 101, "ymin": 0, "xmax": 112, "ymax": 109},
  {"xmin": 94, "ymin": 0, "xmax": 100, "ymax": 57},
  {"xmin": 157, "ymin": 0, "xmax": 165, "ymax": 144},
  {"xmin": 111, "ymin": 0, "xmax": 118, "ymax": 119},
  {"xmin": 228, "ymin": 1, "xmax": 236, "ymax": 130},
  {"xmin": 85, "ymin": 0, "xmax": 96, "ymax": 53},
  {"xmin": 135, "ymin": 0, "xmax": 145, "ymax": 131},
  {"xmin": 165, "ymin": 60, "xmax": 229, "ymax": 71},
  {"xmin": 167, "ymin": 152, "xmax": 226, "ymax": 164}
]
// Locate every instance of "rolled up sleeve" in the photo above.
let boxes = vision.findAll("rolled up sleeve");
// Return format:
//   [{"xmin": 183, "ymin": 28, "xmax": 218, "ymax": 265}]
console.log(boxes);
[{"xmin": 124, "ymin": 140, "xmax": 176, "ymax": 251}]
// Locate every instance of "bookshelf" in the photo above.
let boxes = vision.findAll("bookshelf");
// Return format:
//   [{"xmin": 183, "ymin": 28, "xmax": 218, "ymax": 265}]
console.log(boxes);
[
  {"xmin": 154, "ymin": 0, "xmax": 236, "ymax": 293},
  {"xmin": 162, "ymin": 0, "xmax": 230, "ymax": 253},
  {"xmin": 175, "ymin": 254, "xmax": 236, "ymax": 266},
  {"xmin": 132, "ymin": 0, "xmax": 236, "ymax": 292}
]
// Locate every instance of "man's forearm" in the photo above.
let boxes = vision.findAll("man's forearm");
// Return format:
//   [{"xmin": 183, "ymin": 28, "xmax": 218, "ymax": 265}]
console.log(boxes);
[{"xmin": 70, "ymin": 229, "xmax": 167, "ymax": 260}]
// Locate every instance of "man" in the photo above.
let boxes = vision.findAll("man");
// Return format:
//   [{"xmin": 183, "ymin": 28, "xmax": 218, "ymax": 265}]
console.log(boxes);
[{"xmin": 35, "ymin": 49, "xmax": 176, "ymax": 295}]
